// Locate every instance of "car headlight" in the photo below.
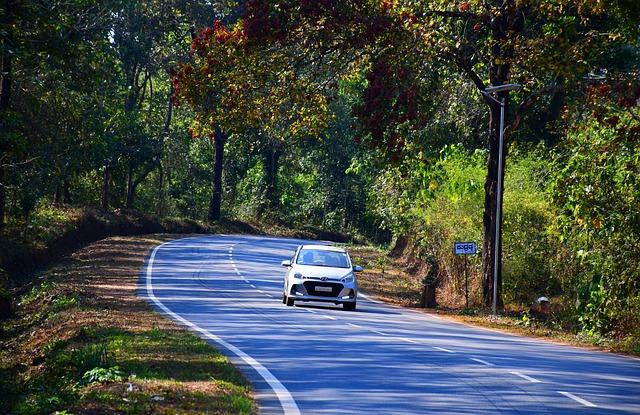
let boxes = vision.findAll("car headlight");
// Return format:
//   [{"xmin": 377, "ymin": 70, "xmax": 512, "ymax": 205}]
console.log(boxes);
[
  {"xmin": 342, "ymin": 274, "xmax": 355, "ymax": 284},
  {"xmin": 294, "ymin": 273, "xmax": 304, "ymax": 280}
]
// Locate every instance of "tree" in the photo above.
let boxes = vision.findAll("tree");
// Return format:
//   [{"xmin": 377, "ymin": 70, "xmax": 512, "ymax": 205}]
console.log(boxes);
[
  {"xmin": 239, "ymin": 0, "xmax": 618, "ymax": 307},
  {"xmin": 172, "ymin": 19, "xmax": 330, "ymax": 221}
]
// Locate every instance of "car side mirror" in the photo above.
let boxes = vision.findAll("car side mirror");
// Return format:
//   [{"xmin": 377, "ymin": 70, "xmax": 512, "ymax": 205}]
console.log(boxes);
[
  {"xmin": 353, "ymin": 265, "xmax": 364, "ymax": 272},
  {"xmin": 281, "ymin": 260, "xmax": 292, "ymax": 267}
]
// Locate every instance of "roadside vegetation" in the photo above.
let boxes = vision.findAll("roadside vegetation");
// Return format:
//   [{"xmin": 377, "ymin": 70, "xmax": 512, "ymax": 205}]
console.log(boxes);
[{"xmin": 0, "ymin": 235, "xmax": 256, "ymax": 415}]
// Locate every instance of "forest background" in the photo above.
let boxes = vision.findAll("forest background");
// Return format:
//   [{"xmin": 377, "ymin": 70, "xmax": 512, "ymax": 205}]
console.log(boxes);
[{"xmin": 1, "ymin": 0, "xmax": 639, "ymax": 348}]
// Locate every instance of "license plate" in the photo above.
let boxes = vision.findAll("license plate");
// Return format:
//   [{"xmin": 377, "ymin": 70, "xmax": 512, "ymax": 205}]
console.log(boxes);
[{"xmin": 315, "ymin": 286, "xmax": 333, "ymax": 292}]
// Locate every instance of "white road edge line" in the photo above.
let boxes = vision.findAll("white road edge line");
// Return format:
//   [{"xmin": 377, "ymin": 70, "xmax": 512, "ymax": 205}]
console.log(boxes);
[
  {"xmin": 433, "ymin": 346, "xmax": 454, "ymax": 353},
  {"xmin": 558, "ymin": 391, "xmax": 597, "ymax": 408},
  {"xmin": 146, "ymin": 241, "xmax": 301, "ymax": 415},
  {"xmin": 470, "ymin": 358, "xmax": 494, "ymax": 366},
  {"xmin": 510, "ymin": 371, "xmax": 541, "ymax": 383}
]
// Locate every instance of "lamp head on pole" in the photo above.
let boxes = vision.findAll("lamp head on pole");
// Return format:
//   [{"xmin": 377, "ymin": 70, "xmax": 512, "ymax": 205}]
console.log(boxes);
[{"xmin": 484, "ymin": 83, "xmax": 522, "ymax": 94}]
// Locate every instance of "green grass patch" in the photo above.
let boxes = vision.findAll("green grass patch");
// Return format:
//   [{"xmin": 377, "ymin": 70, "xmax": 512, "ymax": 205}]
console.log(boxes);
[{"xmin": 2, "ymin": 327, "xmax": 254, "ymax": 414}]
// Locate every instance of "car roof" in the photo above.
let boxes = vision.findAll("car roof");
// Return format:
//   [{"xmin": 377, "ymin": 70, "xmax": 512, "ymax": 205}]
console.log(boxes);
[{"xmin": 300, "ymin": 244, "xmax": 346, "ymax": 253}]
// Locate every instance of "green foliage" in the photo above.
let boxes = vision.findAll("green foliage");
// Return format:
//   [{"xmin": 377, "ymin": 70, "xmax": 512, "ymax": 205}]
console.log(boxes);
[
  {"xmin": 20, "ymin": 282, "xmax": 58, "ymax": 306},
  {"xmin": 551, "ymin": 107, "xmax": 640, "ymax": 336},
  {"xmin": 82, "ymin": 366, "xmax": 125, "ymax": 385}
]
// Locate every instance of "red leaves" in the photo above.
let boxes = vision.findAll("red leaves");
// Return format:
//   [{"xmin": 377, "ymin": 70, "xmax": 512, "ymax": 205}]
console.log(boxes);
[
  {"xmin": 243, "ymin": 0, "xmax": 290, "ymax": 44},
  {"xmin": 352, "ymin": 57, "xmax": 421, "ymax": 158},
  {"xmin": 458, "ymin": 2, "xmax": 470, "ymax": 12}
]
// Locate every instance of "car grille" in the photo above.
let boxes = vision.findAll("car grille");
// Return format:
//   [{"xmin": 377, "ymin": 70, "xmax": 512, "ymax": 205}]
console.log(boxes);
[{"xmin": 303, "ymin": 281, "xmax": 343, "ymax": 297}]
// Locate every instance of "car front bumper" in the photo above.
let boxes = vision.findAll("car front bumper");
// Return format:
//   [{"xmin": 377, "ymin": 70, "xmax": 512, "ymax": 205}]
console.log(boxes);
[{"xmin": 288, "ymin": 282, "xmax": 357, "ymax": 304}]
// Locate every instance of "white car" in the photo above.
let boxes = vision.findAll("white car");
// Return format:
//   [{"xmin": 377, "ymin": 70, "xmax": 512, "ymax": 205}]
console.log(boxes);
[{"xmin": 281, "ymin": 245, "xmax": 363, "ymax": 311}]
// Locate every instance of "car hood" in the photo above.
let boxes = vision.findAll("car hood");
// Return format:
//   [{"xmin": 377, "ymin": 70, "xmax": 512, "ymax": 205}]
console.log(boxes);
[{"xmin": 292, "ymin": 265, "xmax": 353, "ymax": 280}]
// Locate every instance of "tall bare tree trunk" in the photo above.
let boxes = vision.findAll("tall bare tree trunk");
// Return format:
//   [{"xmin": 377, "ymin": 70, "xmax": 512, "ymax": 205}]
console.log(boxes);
[
  {"xmin": 0, "ymin": 1, "xmax": 14, "ymax": 230},
  {"xmin": 208, "ymin": 129, "xmax": 226, "ymax": 221}
]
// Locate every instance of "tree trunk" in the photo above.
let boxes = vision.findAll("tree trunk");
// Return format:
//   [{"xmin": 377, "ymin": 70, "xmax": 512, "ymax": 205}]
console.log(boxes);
[
  {"xmin": 53, "ymin": 185, "xmax": 62, "ymax": 205},
  {"xmin": 0, "ymin": 1, "xmax": 14, "ymax": 230},
  {"xmin": 157, "ymin": 161, "xmax": 165, "ymax": 217},
  {"xmin": 480, "ymin": 5, "xmax": 516, "ymax": 309},
  {"xmin": 263, "ymin": 141, "xmax": 282, "ymax": 213},
  {"xmin": 482, "ymin": 96, "xmax": 509, "ymax": 308},
  {"xmin": 126, "ymin": 166, "xmax": 135, "ymax": 209},
  {"xmin": 101, "ymin": 162, "xmax": 110, "ymax": 210},
  {"xmin": 63, "ymin": 179, "xmax": 71, "ymax": 204},
  {"xmin": 0, "ymin": 165, "xmax": 5, "ymax": 230},
  {"xmin": 208, "ymin": 129, "xmax": 226, "ymax": 221}
]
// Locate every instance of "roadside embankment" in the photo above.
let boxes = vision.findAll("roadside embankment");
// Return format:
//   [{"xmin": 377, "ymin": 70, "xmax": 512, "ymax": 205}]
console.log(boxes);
[{"xmin": 0, "ymin": 234, "xmax": 257, "ymax": 414}]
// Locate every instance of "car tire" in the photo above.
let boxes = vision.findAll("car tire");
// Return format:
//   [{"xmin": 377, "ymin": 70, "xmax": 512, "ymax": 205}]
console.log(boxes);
[
  {"xmin": 343, "ymin": 302, "xmax": 356, "ymax": 311},
  {"xmin": 286, "ymin": 297, "xmax": 295, "ymax": 307},
  {"xmin": 282, "ymin": 294, "xmax": 287, "ymax": 304}
]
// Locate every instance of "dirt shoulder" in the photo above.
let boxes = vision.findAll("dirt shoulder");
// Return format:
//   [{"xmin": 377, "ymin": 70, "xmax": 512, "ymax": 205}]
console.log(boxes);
[
  {"xmin": 349, "ymin": 245, "xmax": 640, "ymax": 357},
  {"xmin": 0, "ymin": 234, "xmax": 256, "ymax": 414}
]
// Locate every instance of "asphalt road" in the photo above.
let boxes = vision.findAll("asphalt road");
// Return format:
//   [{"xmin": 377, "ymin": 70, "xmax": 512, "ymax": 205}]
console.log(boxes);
[{"xmin": 141, "ymin": 235, "xmax": 640, "ymax": 414}]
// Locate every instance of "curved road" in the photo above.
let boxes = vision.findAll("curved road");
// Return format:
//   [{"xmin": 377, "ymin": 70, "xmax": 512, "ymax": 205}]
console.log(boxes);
[{"xmin": 141, "ymin": 235, "xmax": 640, "ymax": 414}]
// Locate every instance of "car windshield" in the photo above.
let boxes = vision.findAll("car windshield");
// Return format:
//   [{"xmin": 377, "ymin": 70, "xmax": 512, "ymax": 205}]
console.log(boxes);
[{"xmin": 296, "ymin": 249, "xmax": 350, "ymax": 268}]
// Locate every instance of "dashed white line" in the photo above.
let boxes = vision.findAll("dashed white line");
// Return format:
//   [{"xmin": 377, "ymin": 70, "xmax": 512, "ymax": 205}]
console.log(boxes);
[
  {"xmin": 401, "ymin": 338, "xmax": 418, "ymax": 344},
  {"xmin": 250, "ymin": 284, "xmax": 256, "ymax": 288},
  {"xmin": 371, "ymin": 330, "xmax": 388, "ymax": 336},
  {"xmin": 347, "ymin": 323, "xmax": 361, "ymax": 329},
  {"xmin": 558, "ymin": 391, "xmax": 597, "ymax": 407},
  {"xmin": 510, "ymin": 371, "xmax": 541, "ymax": 383},
  {"xmin": 305, "ymin": 309, "xmax": 317, "ymax": 313},
  {"xmin": 470, "ymin": 358, "xmax": 495, "ymax": 367},
  {"xmin": 146, "ymin": 240, "xmax": 300, "ymax": 415},
  {"xmin": 433, "ymin": 347, "xmax": 454, "ymax": 353},
  {"xmin": 323, "ymin": 315, "xmax": 336, "ymax": 320}
]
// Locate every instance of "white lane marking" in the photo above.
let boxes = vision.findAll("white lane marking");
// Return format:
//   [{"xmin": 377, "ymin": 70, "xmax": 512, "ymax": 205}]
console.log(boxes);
[
  {"xmin": 371, "ymin": 330, "xmax": 388, "ymax": 336},
  {"xmin": 323, "ymin": 315, "xmax": 336, "ymax": 320},
  {"xmin": 558, "ymin": 391, "xmax": 597, "ymax": 407},
  {"xmin": 306, "ymin": 309, "xmax": 316, "ymax": 314},
  {"xmin": 401, "ymin": 338, "xmax": 418, "ymax": 344},
  {"xmin": 145, "ymin": 241, "xmax": 300, "ymax": 415},
  {"xmin": 258, "ymin": 290, "xmax": 265, "ymax": 294},
  {"xmin": 470, "ymin": 358, "xmax": 495, "ymax": 367},
  {"xmin": 250, "ymin": 284, "xmax": 257, "ymax": 288},
  {"xmin": 347, "ymin": 323, "xmax": 361, "ymax": 328},
  {"xmin": 510, "ymin": 371, "xmax": 541, "ymax": 383},
  {"xmin": 434, "ymin": 347, "xmax": 454, "ymax": 353}
]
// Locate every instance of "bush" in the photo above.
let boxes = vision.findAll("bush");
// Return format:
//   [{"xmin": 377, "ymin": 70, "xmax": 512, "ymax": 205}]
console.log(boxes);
[
  {"xmin": 371, "ymin": 143, "xmax": 559, "ymax": 307},
  {"xmin": 551, "ymin": 112, "xmax": 640, "ymax": 336}
]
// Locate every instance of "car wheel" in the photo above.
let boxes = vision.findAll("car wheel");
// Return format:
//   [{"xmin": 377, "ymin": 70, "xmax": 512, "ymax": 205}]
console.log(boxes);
[
  {"xmin": 343, "ymin": 302, "xmax": 356, "ymax": 311},
  {"xmin": 286, "ymin": 297, "xmax": 295, "ymax": 307}
]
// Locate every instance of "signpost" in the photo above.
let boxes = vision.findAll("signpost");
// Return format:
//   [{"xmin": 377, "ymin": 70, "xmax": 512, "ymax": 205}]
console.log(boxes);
[{"xmin": 454, "ymin": 242, "xmax": 477, "ymax": 308}]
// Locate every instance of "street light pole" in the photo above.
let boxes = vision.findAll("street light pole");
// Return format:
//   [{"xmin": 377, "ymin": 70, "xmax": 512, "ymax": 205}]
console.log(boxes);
[
  {"xmin": 493, "ymin": 97, "xmax": 505, "ymax": 316},
  {"xmin": 481, "ymin": 83, "xmax": 521, "ymax": 316}
]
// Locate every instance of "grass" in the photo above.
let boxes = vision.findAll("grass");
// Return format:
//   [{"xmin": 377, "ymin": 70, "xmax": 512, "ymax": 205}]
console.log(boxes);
[{"xmin": 0, "ymin": 235, "xmax": 256, "ymax": 415}]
